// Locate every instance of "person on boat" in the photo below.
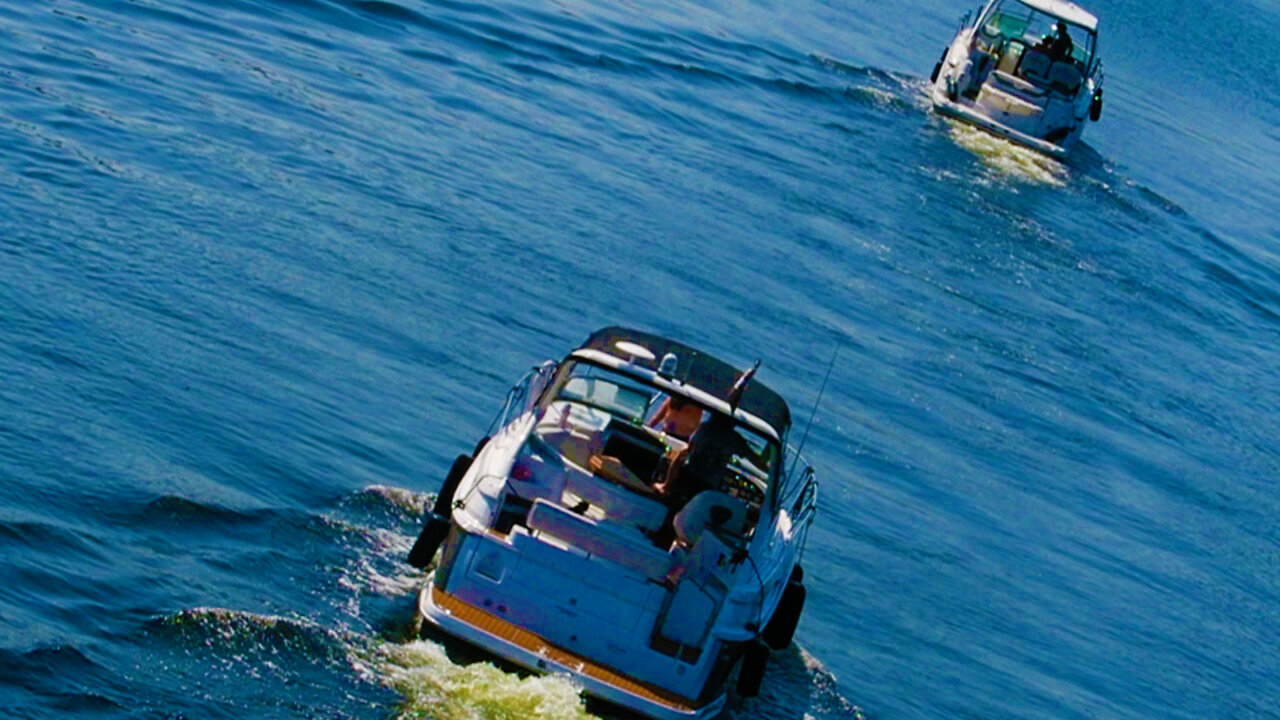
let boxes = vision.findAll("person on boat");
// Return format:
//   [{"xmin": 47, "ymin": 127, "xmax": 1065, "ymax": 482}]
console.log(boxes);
[
  {"xmin": 586, "ymin": 396, "xmax": 703, "ymax": 491},
  {"xmin": 651, "ymin": 414, "xmax": 751, "ymax": 520},
  {"xmin": 587, "ymin": 413, "xmax": 735, "ymax": 501},
  {"xmin": 648, "ymin": 394, "xmax": 703, "ymax": 440},
  {"xmin": 1040, "ymin": 20, "xmax": 1074, "ymax": 62}
]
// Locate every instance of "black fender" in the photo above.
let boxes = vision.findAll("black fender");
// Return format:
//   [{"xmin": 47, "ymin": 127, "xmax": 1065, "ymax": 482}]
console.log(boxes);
[
  {"xmin": 407, "ymin": 454, "xmax": 472, "ymax": 568},
  {"xmin": 407, "ymin": 512, "xmax": 450, "ymax": 568},
  {"xmin": 432, "ymin": 454, "xmax": 472, "ymax": 516},
  {"xmin": 762, "ymin": 566, "xmax": 806, "ymax": 650},
  {"xmin": 930, "ymin": 47, "xmax": 948, "ymax": 83},
  {"xmin": 735, "ymin": 641, "xmax": 770, "ymax": 697}
]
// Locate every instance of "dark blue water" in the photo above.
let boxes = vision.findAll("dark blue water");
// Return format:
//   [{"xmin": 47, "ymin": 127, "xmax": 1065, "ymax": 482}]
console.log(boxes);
[{"xmin": 2, "ymin": 0, "xmax": 1277, "ymax": 718}]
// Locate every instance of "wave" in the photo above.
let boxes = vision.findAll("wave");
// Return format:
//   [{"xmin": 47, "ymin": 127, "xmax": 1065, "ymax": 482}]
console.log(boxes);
[
  {"xmin": 149, "ymin": 606, "xmax": 359, "ymax": 662},
  {"xmin": 1070, "ymin": 161, "xmax": 1280, "ymax": 330},
  {"xmin": 0, "ymin": 643, "xmax": 125, "ymax": 714},
  {"xmin": 0, "ymin": 517, "xmax": 104, "ymax": 560},
  {"xmin": 0, "ymin": 643, "xmax": 102, "ymax": 679},
  {"xmin": 730, "ymin": 645, "xmax": 868, "ymax": 719},
  {"xmin": 347, "ymin": 483, "xmax": 433, "ymax": 516}
]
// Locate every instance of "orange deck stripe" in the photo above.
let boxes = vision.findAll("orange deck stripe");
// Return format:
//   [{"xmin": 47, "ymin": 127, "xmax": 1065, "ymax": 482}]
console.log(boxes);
[{"xmin": 432, "ymin": 586, "xmax": 701, "ymax": 712}]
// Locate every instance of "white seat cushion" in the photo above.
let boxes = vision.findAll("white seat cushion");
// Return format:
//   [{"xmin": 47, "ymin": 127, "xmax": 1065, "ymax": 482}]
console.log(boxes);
[{"xmin": 527, "ymin": 499, "xmax": 674, "ymax": 579}]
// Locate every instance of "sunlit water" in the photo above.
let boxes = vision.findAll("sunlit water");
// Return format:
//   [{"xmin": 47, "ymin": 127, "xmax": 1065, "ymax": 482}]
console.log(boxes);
[{"xmin": 2, "ymin": 0, "xmax": 1277, "ymax": 718}]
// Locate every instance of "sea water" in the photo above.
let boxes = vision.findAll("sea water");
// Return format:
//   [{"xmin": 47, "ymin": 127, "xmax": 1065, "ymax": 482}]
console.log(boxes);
[{"xmin": 1, "ymin": 0, "xmax": 1276, "ymax": 718}]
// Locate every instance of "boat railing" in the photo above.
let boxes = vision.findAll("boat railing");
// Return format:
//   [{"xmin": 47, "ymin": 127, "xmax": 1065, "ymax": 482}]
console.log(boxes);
[
  {"xmin": 486, "ymin": 361, "xmax": 557, "ymax": 436},
  {"xmin": 781, "ymin": 446, "xmax": 819, "ymax": 523}
]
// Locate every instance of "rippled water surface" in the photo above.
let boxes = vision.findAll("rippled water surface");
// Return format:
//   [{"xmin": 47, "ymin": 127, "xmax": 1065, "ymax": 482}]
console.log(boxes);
[{"xmin": 2, "ymin": 0, "xmax": 1277, "ymax": 718}]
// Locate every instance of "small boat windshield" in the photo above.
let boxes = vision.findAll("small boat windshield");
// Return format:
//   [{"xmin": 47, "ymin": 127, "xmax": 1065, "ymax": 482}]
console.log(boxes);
[{"xmin": 976, "ymin": 0, "xmax": 1097, "ymax": 69}]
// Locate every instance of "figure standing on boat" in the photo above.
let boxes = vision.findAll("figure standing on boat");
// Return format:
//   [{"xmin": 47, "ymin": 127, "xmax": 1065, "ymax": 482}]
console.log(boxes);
[{"xmin": 1037, "ymin": 20, "xmax": 1074, "ymax": 61}]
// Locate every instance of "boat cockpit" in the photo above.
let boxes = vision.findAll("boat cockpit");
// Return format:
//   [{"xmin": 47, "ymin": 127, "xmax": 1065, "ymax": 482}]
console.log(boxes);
[
  {"xmin": 481, "ymin": 356, "xmax": 778, "ymax": 573},
  {"xmin": 966, "ymin": 0, "xmax": 1097, "ymax": 101}
]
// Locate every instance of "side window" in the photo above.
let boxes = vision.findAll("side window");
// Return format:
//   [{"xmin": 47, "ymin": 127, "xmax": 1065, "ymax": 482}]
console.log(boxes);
[{"xmin": 731, "ymin": 426, "xmax": 776, "ymax": 480}]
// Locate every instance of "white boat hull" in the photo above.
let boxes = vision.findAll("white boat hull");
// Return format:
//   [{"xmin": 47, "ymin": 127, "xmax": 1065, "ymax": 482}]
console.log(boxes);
[
  {"xmin": 419, "ymin": 578, "xmax": 727, "ymax": 720},
  {"xmin": 931, "ymin": 82, "xmax": 1073, "ymax": 159}
]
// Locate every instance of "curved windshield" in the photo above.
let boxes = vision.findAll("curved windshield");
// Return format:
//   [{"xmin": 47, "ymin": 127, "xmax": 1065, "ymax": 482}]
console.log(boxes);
[
  {"xmin": 542, "ymin": 361, "xmax": 782, "ymax": 500},
  {"xmin": 978, "ymin": 0, "xmax": 1096, "ymax": 68},
  {"xmin": 552, "ymin": 362, "xmax": 654, "ymax": 423}
]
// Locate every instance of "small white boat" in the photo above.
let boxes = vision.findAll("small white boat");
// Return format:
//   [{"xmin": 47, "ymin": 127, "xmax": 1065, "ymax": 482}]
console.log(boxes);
[
  {"xmin": 409, "ymin": 327, "xmax": 818, "ymax": 719},
  {"xmin": 930, "ymin": 0, "xmax": 1104, "ymax": 159}
]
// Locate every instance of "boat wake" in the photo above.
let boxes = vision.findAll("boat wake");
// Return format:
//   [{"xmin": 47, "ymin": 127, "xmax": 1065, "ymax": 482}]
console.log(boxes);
[
  {"xmin": 943, "ymin": 121, "xmax": 1069, "ymax": 186},
  {"xmin": 375, "ymin": 640, "xmax": 596, "ymax": 720},
  {"xmin": 355, "ymin": 476, "xmax": 865, "ymax": 717},
  {"xmin": 133, "ymin": 482, "xmax": 867, "ymax": 719}
]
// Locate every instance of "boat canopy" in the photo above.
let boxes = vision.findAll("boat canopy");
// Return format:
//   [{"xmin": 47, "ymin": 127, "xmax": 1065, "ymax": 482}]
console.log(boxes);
[
  {"xmin": 1013, "ymin": 0, "xmax": 1097, "ymax": 32},
  {"xmin": 576, "ymin": 327, "xmax": 792, "ymax": 438}
]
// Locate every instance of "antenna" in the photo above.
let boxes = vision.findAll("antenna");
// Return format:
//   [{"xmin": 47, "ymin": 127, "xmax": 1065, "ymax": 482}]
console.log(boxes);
[
  {"xmin": 728, "ymin": 359, "xmax": 761, "ymax": 411},
  {"xmin": 681, "ymin": 350, "xmax": 697, "ymax": 384},
  {"xmin": 788, "ymin": 340, "xmax": 841, "ymax": 479}
]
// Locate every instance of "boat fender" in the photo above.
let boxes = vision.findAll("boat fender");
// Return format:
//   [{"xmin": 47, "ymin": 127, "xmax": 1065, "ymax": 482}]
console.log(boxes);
[
  {"xmin": 407, "ymin": 453, "xmax": 472, "ymax": 568},
  {"xmin": 1089, "ymin": 89, "xmax": 1103, "ymax": 121},
  {"xmin": 432, "ymin": 454, "xmax": 473, "ymax": 516},
  {"xmin": 407, "ymin": 512, "xmax": 450, "ymax": 568},
  {"xmin": 930, "ymin": 47, "xmax": 947, "ymax": 83},
  {"xmin": 762, "ymin": 577, "xmax": 806, "ymax": 650},
  {"xmin": 736, "ymin": 641, "xmax": 770, "ymax": 698}
]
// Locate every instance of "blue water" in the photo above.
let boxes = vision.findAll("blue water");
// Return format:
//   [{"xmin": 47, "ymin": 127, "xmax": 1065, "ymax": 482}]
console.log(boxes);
[{"xmin": 2, "ymin": 0, "xmax": 1277, "ymax": 718}]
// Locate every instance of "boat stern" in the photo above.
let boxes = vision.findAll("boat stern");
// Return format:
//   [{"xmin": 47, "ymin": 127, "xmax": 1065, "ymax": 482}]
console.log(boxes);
[{"xmin": 419, "ymin": 573, "xmax": 728, "ymax": 720}]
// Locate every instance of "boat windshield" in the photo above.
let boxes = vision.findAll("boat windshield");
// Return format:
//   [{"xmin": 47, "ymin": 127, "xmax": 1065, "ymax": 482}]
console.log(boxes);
[
  {"xmin": 544, "ymin": 361, "xmax": 782, "ymax": 498},
  {"xmin": 977, "ymin": 0, "xmax": 1097, "ymax": 68},
  {"xmin": 553, "ymin": 363, "xmax": 654, "ymax": 424}
]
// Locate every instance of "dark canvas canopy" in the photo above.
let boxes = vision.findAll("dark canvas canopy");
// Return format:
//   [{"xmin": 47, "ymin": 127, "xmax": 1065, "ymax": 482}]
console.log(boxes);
[{"xmin": 577, "ymin": 327, "xmax": 792, "ymax": 438}]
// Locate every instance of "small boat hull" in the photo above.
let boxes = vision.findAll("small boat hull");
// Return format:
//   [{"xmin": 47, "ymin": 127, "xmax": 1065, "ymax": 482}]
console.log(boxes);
[
  {"xmin": 930, "ymin": 83, "xmax": 1072, "ymax": 160},
  {"xmin": 928, "ymin": 0, "xmax": 1103, "ymax": 160}
]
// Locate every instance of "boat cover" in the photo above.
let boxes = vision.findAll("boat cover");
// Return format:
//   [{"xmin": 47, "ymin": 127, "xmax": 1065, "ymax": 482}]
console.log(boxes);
[{"xmin": 578, "ymin": 327, "xmax": 792, "ymax": 437}]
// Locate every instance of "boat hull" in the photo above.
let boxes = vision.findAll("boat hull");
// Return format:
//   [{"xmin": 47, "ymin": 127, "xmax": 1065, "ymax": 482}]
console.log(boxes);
[
  {"xmin": 930, "ymin": 84, "xmax": 1071, "ymax": 160},
  {"xmin": 418, "ymin": 578, "xmax": 728, "ymax": 720}
]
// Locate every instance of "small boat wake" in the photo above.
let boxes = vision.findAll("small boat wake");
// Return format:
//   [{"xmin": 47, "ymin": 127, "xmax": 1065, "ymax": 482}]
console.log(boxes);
[
  {"xmin": 727, "ymin": 645, "xmax": 868, "ymax": 720},
  {"xmin": 798, "ymin": 52, "xmax": 1075, "ymax": 187}
]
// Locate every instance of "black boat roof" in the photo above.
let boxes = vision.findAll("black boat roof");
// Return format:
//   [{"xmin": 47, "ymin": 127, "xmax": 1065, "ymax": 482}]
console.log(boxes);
[{"xmin": 577, "ymin": 326, "xmax": 792, "ymax": 437}]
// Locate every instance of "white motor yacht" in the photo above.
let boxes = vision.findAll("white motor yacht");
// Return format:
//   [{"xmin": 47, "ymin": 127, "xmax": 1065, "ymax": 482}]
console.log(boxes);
[
  {"xmin": 408, "ymin": 327, "xmax": 818, "ymax": 719},
  {"xmin": 930, "ymin": 0, "xmax": 1104, "ymax": 159}
]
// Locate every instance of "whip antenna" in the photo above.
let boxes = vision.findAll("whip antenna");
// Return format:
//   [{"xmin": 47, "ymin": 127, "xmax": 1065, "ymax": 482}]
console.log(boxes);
[{"xmin": 789, "ymin": 340, "xmax": 841, "ymax": 479}]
